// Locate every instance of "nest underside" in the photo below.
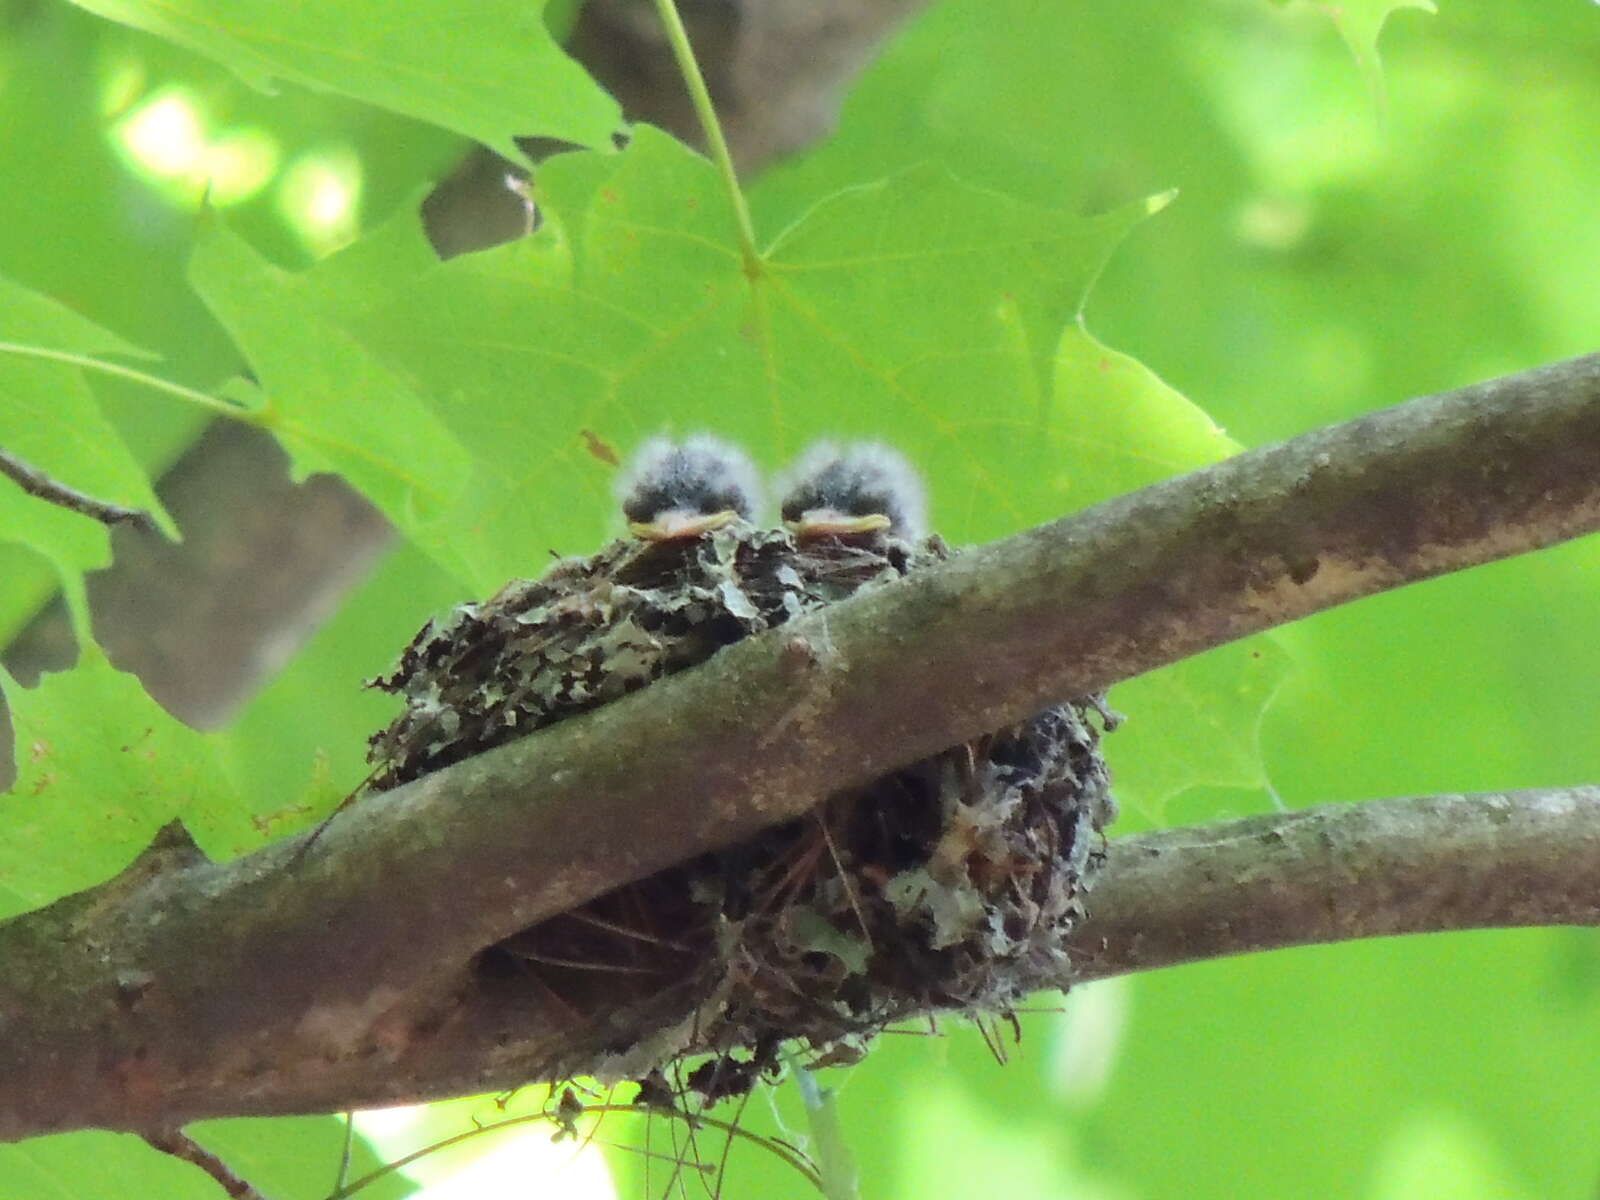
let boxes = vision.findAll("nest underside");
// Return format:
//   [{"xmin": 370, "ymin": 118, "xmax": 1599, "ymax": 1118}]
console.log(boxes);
[{"xmin": 366, "ymin": 523, "xmax": 1118, "ymax": 1101}]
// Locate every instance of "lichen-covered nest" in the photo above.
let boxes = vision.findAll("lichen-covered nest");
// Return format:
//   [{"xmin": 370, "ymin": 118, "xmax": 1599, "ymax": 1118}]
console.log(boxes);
[{"xmin": 366, "ymin": 522, "xmax": 1117, "ymax": 1100}]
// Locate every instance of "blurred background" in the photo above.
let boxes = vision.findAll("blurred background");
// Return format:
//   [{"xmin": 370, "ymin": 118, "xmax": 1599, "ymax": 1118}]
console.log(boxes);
[{"xmin": 3, "ymin": 0, "xmax": 1599, "ymax": 1196}]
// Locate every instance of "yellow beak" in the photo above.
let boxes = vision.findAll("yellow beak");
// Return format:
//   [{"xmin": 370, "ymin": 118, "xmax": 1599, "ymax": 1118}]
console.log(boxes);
[
  {"xmin": 629, "ymin": 508, "xmax": 740, "ymax": 541},
  {"xmin": 785, "ymin": 510, "xmax": 893, "ymax": 539}
]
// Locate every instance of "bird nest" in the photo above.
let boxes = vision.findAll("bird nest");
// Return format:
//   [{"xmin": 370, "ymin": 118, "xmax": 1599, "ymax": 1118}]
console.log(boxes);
[{"xmin": 366, "ymin": 521, "xmax": 1117, "ymax": 1101}]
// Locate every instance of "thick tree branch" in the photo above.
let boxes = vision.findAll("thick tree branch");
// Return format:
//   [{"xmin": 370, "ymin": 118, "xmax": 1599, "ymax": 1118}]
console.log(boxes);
[
  {"xmin": 1067, "ymin": 788, "xmax": 1600, "ymax": 983},
  {"xmin": 0, "ymin": 354, "xmax": 1597, "ymax": 1138}
]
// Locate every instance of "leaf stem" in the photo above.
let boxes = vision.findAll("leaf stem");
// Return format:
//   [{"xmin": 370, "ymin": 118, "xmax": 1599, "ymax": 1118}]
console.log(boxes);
[
  {"xmin": 0, "ymin": 341, "xmax": 259, "ymax": 422},
  {"xmin": 650, "ymin": 0, "xmax": 762, "ymax": 277}
]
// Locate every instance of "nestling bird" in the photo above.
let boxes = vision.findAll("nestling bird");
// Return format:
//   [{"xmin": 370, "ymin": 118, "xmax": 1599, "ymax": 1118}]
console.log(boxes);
[
  {"xmin": 778, "ymin": 441, "xmax": 927, "ymax": 541},
  {"xmin": 618, "ymin": 434, "xmax": 762, "ymax": 541}
]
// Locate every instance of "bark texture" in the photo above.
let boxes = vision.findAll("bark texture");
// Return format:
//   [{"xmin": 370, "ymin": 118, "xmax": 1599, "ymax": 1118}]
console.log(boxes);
[{"xmin": 1069, "ymin": 788, "xmax": 1600, "ymax": 983}]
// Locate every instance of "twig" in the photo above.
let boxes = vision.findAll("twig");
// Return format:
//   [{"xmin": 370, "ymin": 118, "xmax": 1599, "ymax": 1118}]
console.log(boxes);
[
  {"xmin": 0, "ymin": 447, "xmax": 155, "ymax": 531},
  {"xmin": 140, "ymin": 1129, "xmax": 266, "ymax": 1200}
]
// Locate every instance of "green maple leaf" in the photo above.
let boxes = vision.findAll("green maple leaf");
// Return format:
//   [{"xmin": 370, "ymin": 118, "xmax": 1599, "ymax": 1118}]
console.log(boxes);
[
  {"xmin": 64, "ymin": 0, "xmax": 622, "ymax": 158},
  {"xmin": 187, "ymin": 214, "xmax": 478, "ymax": 583},
  {"xmin": 0, "ymin": 647, "xmax": 251, "ymax": 919}
]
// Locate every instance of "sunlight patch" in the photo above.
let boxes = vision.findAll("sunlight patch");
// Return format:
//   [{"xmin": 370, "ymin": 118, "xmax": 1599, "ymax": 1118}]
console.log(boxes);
[
  {"xmin": 355, "ymin": 1102, "xmax": 616, "ymax": 1200},
  {"xmin": 277, "ymin": 146, "xmax": 363, "ymax": 255},
  {"xmin": 110, "ymin": 84, "xmax": 279, "ymax": 206}
]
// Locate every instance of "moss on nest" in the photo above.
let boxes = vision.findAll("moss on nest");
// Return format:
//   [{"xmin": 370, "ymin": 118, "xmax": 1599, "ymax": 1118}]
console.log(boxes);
[{"xmin": 366, "ymin": 520, "xmax": 1118, "ymax": 1100}]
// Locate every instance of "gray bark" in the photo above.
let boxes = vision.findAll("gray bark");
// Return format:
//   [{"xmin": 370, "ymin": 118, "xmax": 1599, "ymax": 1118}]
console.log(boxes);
[{"xmin": 1070, "ymin": 788, "xmax": 1600, "ymax": 983}]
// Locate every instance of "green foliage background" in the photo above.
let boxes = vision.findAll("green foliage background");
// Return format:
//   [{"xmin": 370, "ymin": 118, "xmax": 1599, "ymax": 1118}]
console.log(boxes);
[{"xmin": 2, "ymin": 0, "xmax": 1599, "ymax": 1195}]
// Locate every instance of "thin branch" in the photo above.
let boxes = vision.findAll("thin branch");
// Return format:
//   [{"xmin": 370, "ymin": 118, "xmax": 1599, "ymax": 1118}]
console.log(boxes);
[
  {"xmin": 0, "ymin": 355, "xmax": 1597, "ymax": 1138},
  {"xmin": 140, "ymin": 1129, "xmax": 267, "ymax": 1200},
  {"xmin": 0, "ymin": 448, "xmax": 155, "ymax": 531}
]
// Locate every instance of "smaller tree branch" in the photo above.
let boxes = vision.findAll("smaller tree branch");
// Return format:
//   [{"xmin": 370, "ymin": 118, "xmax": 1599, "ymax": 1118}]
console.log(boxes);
[
  {"xmin": 0, "ymin": 448, "xmax": 154, "ymax": 531},
  {"xmin": 1066, "ymin": 788, "xmax": 1600, "ymax": 983},
  {"xmin": 140, "ymin": 1129, "xmax": 267, "ymax": 1200}
]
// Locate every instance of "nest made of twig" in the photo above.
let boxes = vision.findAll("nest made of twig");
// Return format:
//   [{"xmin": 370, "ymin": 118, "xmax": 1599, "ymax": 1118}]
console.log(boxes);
[{"xmin": 366, "ymin": 522, "xmax": 1118, "ymax": 1101}]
